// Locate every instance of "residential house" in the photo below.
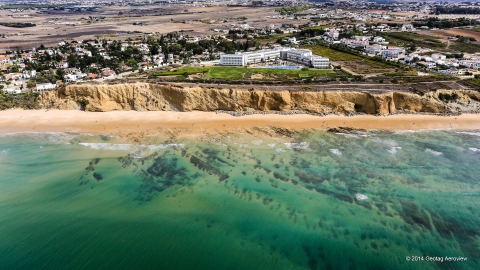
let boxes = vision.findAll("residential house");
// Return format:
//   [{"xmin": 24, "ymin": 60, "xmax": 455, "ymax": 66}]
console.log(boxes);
[
  {"xmin": 35, "ymin": 82, "xmax": 57, "ymax": 92},
  {"xmin": 102, "ymin": 68, "xmax": 116, "ymax": 78},
  {"xmin": 340, "ymin": 39, "xmax": 368, "ymax": 49},
  {"xmin": 372, "ymin": 36, "xmax": 387, "ymax": 43},
  {"xmin": 365, "ymin": 45, "xmax": 383, "ymax": 54},
  {"xmin": 381, "ymin": 47, "xmax": 404, "ymax": 60},
  {"xmin": 401, "ymin": 24, "xmax": 415, "ymax": 32}
]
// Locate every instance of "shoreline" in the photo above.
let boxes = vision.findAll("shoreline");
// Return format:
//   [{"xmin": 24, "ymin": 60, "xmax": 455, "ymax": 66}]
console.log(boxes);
[{"xmin": 0, "ymin": 109, "xmax": 479, "ymax": 135}]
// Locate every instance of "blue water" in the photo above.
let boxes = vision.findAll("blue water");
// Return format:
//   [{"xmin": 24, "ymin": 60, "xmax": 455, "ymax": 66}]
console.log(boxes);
[{"xmin": 0, "ymin": 130, "xmax": 479, "ymax": 269}]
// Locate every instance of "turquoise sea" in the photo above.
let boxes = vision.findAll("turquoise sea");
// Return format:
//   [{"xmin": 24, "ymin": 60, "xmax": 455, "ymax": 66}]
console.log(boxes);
[{"xmin": 0, "ymin": 129, "xmax": 479, "ymax": 270}]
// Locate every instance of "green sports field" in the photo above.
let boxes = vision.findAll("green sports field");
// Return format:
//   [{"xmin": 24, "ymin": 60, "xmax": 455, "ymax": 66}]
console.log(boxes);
[{"xmin": 154, "ymin": 66, "xmax": 335, "ymax": 80}]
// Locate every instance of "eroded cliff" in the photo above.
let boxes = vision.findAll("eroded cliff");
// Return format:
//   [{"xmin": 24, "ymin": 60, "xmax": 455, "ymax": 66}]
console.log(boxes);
[{"xmin": 38, "ymin": 83, "xmax": 480, "ymax": 115}]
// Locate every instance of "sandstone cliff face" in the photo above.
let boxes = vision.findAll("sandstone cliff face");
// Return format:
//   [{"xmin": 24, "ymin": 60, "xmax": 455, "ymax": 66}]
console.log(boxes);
[{"xmin": 38, "ymin": 83, "xmax": 480, "ymax": 115}]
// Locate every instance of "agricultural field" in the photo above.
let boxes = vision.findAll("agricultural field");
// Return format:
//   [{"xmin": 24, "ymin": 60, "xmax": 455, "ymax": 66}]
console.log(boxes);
[
  {"xmin": 450, "ymin": 42, "xmax": 480, "ymax": 53},
  {"xmin": 304, "ymin": 45, "xmax": 399, "ymax": 75},
  {"xmin": 0, "ymin": 4, "xmax": 281, "ymax": 51},
  {"xmin": 423, "ymin": 28, "xmax": 480, "ymax": 45},
  {"xmin": 380, "ymin": 32, "xmax": 446, "ymax": 49},
  {"xmin": 461, "ymin": 77, "xmax": 480, "ymax": 89},
  {"xmin": 153, "ymin": 66, "xmax": 335, "ymax": 81},
  {"xmin": 255, "ymin": 33, "xmax": 292, "ymax": 43}
]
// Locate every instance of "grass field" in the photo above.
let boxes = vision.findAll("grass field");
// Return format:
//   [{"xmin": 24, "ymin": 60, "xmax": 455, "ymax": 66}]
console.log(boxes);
[{"xmin": 154, "ymin": 66, "xmax": 335, "ymax": 80}]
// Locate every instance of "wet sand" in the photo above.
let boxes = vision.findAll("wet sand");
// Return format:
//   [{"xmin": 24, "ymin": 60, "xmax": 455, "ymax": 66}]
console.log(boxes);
[{"xmin": 0, "ymin": 109, "xmax": 479, "ymax": 135}]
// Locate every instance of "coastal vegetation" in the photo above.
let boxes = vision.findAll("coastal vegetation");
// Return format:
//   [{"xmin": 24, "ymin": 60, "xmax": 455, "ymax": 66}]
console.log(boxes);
[{"xmin": 0, "ymin": 91, "xmax": 39, "ymax": 110}]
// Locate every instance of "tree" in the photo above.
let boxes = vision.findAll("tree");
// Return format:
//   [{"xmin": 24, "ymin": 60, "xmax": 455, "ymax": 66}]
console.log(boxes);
[
  {"xmin": 125, "ymin": 58, "xmax": 138, "ymax": 69},
  {"xmin": 27, "ymin": 80, "xmax": 37, "ymax": 89},
  {"xmin": 56, "ymin": 69, "xmax": 66, "ymax": 80}
]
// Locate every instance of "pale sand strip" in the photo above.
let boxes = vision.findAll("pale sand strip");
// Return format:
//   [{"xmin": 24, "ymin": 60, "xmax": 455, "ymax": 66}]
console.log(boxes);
[{"xmin": 0, "ymin": 109, "xmax": 479, "ymax": 135}]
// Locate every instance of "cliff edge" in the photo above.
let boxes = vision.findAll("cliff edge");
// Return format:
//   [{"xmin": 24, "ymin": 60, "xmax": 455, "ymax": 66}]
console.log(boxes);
[{"xmin": 38, "ymin": 83, "xmax": 480, "ymax": 115}]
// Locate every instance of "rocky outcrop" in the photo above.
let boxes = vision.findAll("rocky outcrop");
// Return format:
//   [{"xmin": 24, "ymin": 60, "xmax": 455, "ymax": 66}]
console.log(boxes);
[{"xmin": 38, "ymin": 83, "xmax": 480, "ymax": 115}]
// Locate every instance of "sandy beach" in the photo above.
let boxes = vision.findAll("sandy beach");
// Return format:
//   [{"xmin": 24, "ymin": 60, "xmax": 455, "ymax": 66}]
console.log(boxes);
[{"xmin": 0, "ymin": 109, "xmax": 479, "ymax": 135}]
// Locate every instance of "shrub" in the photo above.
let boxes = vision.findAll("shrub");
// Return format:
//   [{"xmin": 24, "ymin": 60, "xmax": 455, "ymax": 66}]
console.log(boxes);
[{"xmin": 77, "ymin": 99, "xmax": 89, "ymax": 111}]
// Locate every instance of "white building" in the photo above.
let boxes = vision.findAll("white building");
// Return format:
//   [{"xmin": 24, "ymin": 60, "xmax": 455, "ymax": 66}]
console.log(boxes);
[
  {"xmin": 372, "ymin": 36, "xmax": 386, "ymax": 43},
  {"xmin": 311, "ymin": 56, "xmax": 330, "ymax": 69},
  {"xmin": 325, "ymin": 29, "xmax": 339, "ymax": 40},
  {"xmin": 219, "ymin": 53, "xmax": 245, "ymax": 66},
  {"xmin": 459, "ymin": 60, "xmax": 480, "ymax": 70},
  {"xmin": 365, "ymin": 45, "xmax": 383, "ymax": 55},
  {"xmin": 64, "ymin": 74, "xmax": 78, "ymax": 82},
  {"xmin": 382, "ymin": 47, "xmax": 404, "ymax": 60},
  {"xmin": 35, "ymin": 82, "xmax": 57, "ymax": 92},
  {"xmin": 401, "ymin": 24, "xmax": 415, "ymax": 32},
  {"xmin": 287, "ymin": 37, "xmax": 298, "ymax": 44},
  {"xmin": 284, "ymin": 49, "xmax": 314, "ymax": 66},
  {"xmin": 220, "ymin": 48, "xmax": 329, "ymax": 69},
  {"xmin": 340, "ymin": 39, "xmax": 368, "ymax": 49},
  {"xmin": 354, "ymin": 36, "xmax": 371, "ymax": 41},
  {"xmin": 431, "ymin": 53, "xmax": 446, "ymax": 61}
]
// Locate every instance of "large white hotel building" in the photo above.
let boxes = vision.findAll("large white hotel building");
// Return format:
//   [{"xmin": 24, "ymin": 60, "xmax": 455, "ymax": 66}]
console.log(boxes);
[{"xmin": 219, "ymin": 48, "xmax": 330, "ymax": 69}]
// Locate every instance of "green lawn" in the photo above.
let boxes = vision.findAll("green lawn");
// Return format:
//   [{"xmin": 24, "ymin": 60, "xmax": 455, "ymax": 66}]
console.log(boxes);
[{"xmin": 154, "ymin": 66, "xmax": 334, "ymax": 80}]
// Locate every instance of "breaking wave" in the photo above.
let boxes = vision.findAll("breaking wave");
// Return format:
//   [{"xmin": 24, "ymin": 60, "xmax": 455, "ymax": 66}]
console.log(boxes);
[
  {"xmin": 336, "ymin": 133, "xmax": 368, "ymax": 138},
  {"xmin": 425, "ymin": 148, "xmax": 443, "ymax": 156},
  {"xmin": 457, "ymin": 132, "xmax": 480, "ymax": 137}
]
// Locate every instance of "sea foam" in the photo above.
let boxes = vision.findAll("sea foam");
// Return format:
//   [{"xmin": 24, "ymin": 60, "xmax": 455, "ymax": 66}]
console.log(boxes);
[
  {"xmin": 387, "ymin": 147, "xmax": 402, "ymax": 154},
  {"xmin": 79, "ymin": 143, "xmax": 185, "ymax": 151},
  {"xmin": 355, "ymin": 194, "xmax": 368, "ymax": 201},
  {"xmin": 371, "ymin": 137, "xmax": 398, "ymax": 147},
  {"xmin": 469, "ymin": 148, "xmax": 480, "ymax": 152},
  {"xmin": 426, "ymin": 148, "xmax": 443, "ymax": 156},
  {"xmin": 330, "ymin": 149, "xmax": 342, "ymax": 156},
  {"xmin": 284, "ymin": 142, "xmax": 310, "ymax": 150},
  {"xmin": 457, "ymin": 132, "xmax": 480, "ymax": 137}
]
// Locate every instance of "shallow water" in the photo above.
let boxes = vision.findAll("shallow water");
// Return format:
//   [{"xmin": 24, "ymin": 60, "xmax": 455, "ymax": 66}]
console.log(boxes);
[{"xmin": 0, "ymin": 130, "xmax": 479, "ymax": 270}]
